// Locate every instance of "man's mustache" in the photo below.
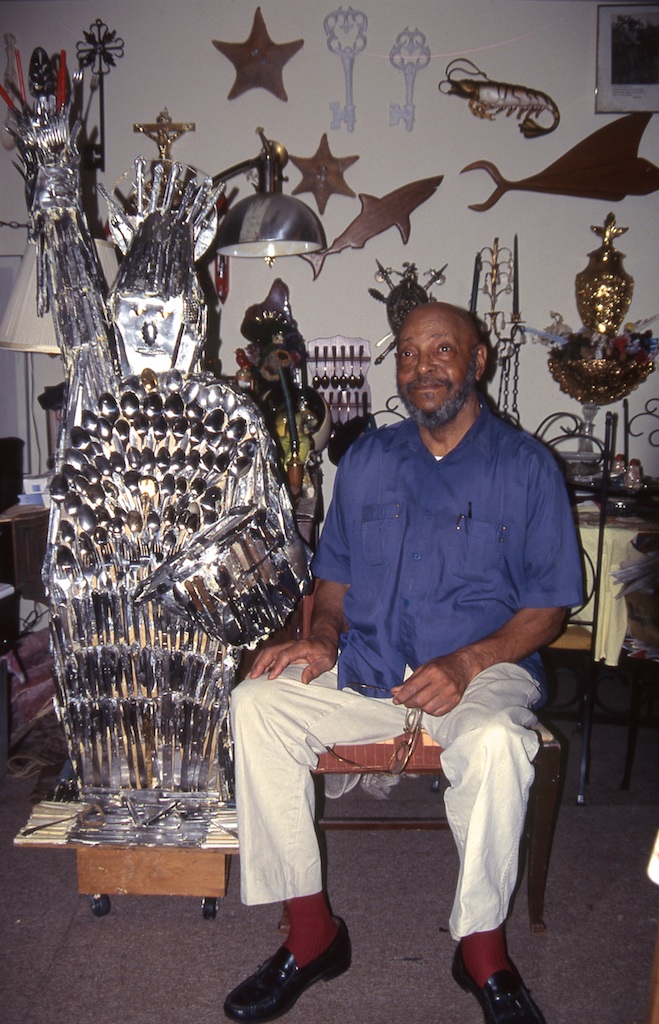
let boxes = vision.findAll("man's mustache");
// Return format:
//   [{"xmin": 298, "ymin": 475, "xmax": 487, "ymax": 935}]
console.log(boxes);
[{"xmin": 404, "ymin": 376, "xmax": 452, "ymax": 392}]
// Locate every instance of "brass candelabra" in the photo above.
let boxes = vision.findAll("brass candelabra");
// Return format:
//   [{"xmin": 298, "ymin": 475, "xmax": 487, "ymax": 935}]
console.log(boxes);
[{"xmin": 471, "ymin": 235, "xmax": 525, "ymax": 419}]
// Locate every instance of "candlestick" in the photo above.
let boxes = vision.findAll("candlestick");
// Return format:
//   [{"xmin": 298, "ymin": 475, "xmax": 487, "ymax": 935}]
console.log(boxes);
[
  {"xmin": 57, "ymin": 51, "xmax": 67, "ymax": 111},
  {"xmin": 15, "ymin": 49, "xmax": 26, "ymax": 105},
  {"xmin": 0, "ymin": 83, "xmax": 16, "ymax": 111},
  {"xmin": 512, "ymin": 234, "xmax": 520, "ymax": 317},
  {"xmin": 469, "ymin": 252, "xmax": 482, "ymax": 314},
  {"xmin": 278, "ymin": 365, "xmax": 299, "ymax": 459}
]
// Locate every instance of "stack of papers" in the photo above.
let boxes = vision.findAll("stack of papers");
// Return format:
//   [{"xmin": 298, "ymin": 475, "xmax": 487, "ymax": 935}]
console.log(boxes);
[{"xmin": 17, "ymin": 474, "xmax": 51, "ymax": 507}]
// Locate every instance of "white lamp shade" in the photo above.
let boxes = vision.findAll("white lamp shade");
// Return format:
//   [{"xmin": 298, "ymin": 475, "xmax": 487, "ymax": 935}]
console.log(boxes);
[{"xmin": 0, "ymin": 239, "xmax": 119, "ymax": 354}]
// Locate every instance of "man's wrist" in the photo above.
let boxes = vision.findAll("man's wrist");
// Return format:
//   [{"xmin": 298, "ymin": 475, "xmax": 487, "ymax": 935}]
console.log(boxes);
[
  {"xmin": 310, "ymin": 627, "xmax": 340, "ymax": 653},
  {"xmin": 450, "ymin": 645, "xmax": 490, "ymax": 689}
]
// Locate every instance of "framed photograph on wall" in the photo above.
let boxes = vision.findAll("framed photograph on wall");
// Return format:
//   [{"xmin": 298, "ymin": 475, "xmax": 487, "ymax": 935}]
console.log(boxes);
[{"xmin": 596, "ymin": 4, "xmax": 659, "ymax": 111}]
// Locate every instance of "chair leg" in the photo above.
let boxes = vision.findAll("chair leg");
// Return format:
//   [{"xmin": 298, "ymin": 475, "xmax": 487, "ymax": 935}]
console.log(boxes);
[
  {"xmin": 621, "ymin": 673, "xmax": 643, "ymax": 791},
  {"xmin": 577, "ymin": 663, "xmax": 600, "ymax": 805},
  {"xmin": 527, "ymin": 737, "xmax": 562, "ymax": 935}
]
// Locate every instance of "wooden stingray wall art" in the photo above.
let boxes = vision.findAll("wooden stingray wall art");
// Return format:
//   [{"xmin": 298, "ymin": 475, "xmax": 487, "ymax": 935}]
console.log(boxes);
[
  {"xmin": 462, "ymin": 113, "xmax": 659, "ymax": 211},
  {"xmin": 300, "ymin": 175, "xmax": 443, "ymax": 279}
]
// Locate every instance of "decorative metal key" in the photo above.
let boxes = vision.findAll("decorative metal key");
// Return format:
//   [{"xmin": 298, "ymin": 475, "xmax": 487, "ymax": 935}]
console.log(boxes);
[
  {"xmin": 324, "ymin": 6, "xmax": 367, "ymax": 132},
  {"xmin": 389, "ymin": 27, "xmax": 430, "ymax": 132}
]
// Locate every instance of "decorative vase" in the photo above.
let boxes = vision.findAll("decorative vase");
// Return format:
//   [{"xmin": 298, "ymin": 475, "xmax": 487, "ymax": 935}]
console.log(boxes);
[
  {"xmin": 547, "ymin": 356, "xmax": 654, "ymax": 405},
  {"xmin": 575, "ymin": 212, "xmax": 634, "ymax": 337}
]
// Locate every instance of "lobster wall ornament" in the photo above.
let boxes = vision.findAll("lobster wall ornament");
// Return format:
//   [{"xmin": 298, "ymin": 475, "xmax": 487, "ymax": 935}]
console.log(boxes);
[{"xmin": 439, "ymin": 59, "xmax": 560, "ymax": 138}]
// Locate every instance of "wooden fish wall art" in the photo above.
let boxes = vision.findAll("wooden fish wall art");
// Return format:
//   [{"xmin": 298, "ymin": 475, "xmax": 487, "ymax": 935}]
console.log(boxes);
[
  {"xmin": 439, "ymin": 59, "xmax": 559, "ymax": 138},
  {"xmin": 300, "ymin": 175, "xmax": 443, "ymax": 279},
  {"xmin": 462, "ymin": 113, "xmax": 659, "ymax": 211}
]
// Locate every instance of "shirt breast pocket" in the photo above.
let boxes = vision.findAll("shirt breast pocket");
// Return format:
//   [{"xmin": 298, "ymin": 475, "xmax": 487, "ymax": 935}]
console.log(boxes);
[
  {"xmin": 361, "ymin": 503, "xmax": 402, "ymax": 566},
  {"xmin": 457, "ymin": 517, "xmax": 507, "ymax": 581}
]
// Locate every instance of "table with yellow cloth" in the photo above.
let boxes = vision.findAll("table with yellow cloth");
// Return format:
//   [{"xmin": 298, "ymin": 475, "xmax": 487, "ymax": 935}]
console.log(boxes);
[{"xmin": 574, "ymin": 503, "xmax": 658, "ymax": 665}]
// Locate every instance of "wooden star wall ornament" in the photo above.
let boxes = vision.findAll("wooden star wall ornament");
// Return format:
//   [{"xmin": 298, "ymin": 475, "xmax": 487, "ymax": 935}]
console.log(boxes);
[
  {"xmin": 289, "ymin": 133, "xmax": 358, "ymax": 214},
  {"xmin": 212, "ymin": 7, "xmax": 303, "ymax": 102}
]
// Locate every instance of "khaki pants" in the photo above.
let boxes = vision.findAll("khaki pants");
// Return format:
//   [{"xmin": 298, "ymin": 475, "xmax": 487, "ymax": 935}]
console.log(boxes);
[{"xmin": 230, "ymin": 663, "xmax": 541, "ymax": 938}]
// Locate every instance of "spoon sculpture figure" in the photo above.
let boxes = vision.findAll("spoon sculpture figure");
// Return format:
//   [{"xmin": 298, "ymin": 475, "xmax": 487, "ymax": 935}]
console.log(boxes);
[{"xmin": 6, "ymin": 50, "xmax": 311, "ymax": 823}]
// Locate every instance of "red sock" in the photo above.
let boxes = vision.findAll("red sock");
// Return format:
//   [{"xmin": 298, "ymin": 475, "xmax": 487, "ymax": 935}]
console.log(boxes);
[
  {"xmin": 283, "ymin": 892, "xmax": 339, "ymax": 968},
  {"xmin": 460, "ymin": 926, "xmax": 512, "ymax": 987}
]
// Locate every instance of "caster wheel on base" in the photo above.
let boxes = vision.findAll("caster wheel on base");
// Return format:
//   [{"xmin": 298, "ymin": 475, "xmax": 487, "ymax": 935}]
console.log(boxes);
[
  {"xmin": 90, "ymin": 893, "xmax": 111, "ymax": 917},
  {"xmin": 201, "ymin": 897, "xmax": 220, "ymax": 919}
]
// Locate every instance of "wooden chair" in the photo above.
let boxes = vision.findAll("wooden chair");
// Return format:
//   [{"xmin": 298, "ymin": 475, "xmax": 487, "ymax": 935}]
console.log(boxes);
[
  {"xmin": 618, "ymin": 397, "xmax": 659, "ymax": 790},
  {"xmin": 312, "ymin": 723, "xmax": 562, "ymax": 935},
  {"xmin": 259, "ymin": 573, "xmax": 563, "ymax": 937},
  {"xmin": 536, "ymin": 410, "xmax": 614, "ymax": 805}
]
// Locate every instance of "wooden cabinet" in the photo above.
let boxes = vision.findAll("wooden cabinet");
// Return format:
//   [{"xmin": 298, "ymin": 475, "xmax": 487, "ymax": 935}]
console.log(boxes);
[{"xmin": 0, "ymin": 504, "xmax": 49, "ymax": 604}]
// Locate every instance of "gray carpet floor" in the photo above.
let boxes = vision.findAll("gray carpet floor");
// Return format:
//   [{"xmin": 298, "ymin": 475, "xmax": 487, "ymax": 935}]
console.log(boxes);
[{"xmin": 0, "ymin": 704, "xmax": 657, "ymax": 1024}]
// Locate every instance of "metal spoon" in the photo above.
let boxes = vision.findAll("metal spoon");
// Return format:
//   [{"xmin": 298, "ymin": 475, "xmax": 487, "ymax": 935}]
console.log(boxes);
[
  {"xmin": 146, "ymin": 510, "xmax": 161, "ymax": 537},
  {"xmin": 348, "ymin": 346, "xmax": 357, "ymax": 388},
  {"xmin": 98, "ymin": 392, "xmax": 120, "ymax": 423},
  {"xmin": 226, "ymin": 416, "xmax": 247, "ymax": 441},
  {"xmin": 151, "ymin": 413, "xmax": 168, "ymax": 441},
  {"xmin": 70, "ymin": 425, "xmax": 92, "ymax": 451},
  {"xmin": 204, "ymin": 409, "xmax": 227, "ymax": 435},
  {"xmin": 58, "ymin": 521, "xmax": 76, "ymax": 544},
  {"xmin": 181, "ymin": 379, "xmax": 200, "ymax": 405},
  {"xmin": 87, "ymin": 484, "xmax": 106, "ymax": 508},
  {"xmin": 320, "ymin": 347, "xmax": 329, "ymax": 389},
  {"xmin": 96, "ymin": 416, "xmax": 114, "ymax": 442},
  {"xmin": 143, "ymin": 392, "xmax": 164, "ymax": 419},
  {"xmin": 81, "ymin": 408, "xmax": 99, "ymax": 433},
  {"xmin": 163, "ymin": 368, "xmax": 183, "ymax": 393},
  {"xmin": 156, "ymin": 445, "xmax": 171, "ymax": 472},
  {"xmin": 188, "ymin": 420, "xmax": 205, "ymax": 444},
  {"xmin": 50, "ymin": 474, "xmax": 69, "ymax": 502},
  {"xmin": 120, "ymin": 390, "xmax": 141, "ymax": 420},
  {"xmin": 77, "ymin": 504, "xmax": 98, "ymax": 533},
  {"xmin": 63, "ymin": 447, "xmax": 88, "ymax": 472},
  {"xmin": 331, "ymin": 346, "xmax": 340, "ymax": 389},
  {"xmin": 164, "ymin": 393, "xmax": 185, "ymax": 420},
  {"xmin": 172, "ymin": 416, "xmax": 188, "ymax": 441},
  {"xmin": 114, "ymin": 418, "xmax": 130, "ymax": 444}
]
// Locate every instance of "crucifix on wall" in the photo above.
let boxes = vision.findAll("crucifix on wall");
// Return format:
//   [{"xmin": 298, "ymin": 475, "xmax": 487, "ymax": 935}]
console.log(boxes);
[{"xmin": 133, "ymin": 108, "xmax": 196, "ymax": 162}]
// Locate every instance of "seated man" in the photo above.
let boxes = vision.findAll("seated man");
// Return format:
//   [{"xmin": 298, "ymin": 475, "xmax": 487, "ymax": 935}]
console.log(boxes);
[{"xmin": 225, "ymin": 302, "xmax": 582, "ymax": 1024}]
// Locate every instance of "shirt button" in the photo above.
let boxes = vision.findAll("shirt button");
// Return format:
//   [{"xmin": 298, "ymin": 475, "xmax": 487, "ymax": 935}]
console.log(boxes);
[{"xmin": 413, "ymin": 553, "xmax": 421, "ymax": 561}]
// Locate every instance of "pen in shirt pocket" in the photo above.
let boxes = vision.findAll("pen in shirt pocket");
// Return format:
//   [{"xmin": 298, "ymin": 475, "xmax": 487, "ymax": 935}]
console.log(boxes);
[{"xmin": 456, "ymin": 502, "xmax": 472, "ymax": 528}]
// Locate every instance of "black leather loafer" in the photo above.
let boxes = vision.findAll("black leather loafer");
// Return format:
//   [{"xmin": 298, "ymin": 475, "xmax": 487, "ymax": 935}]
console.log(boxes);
[
  {"xmin": 224, "ymin": 918, "xmax": 351, "ymax": 1022},
  {"xmin": 452, "ymin": 943, "xmax": 546, "ymax": 1024}
]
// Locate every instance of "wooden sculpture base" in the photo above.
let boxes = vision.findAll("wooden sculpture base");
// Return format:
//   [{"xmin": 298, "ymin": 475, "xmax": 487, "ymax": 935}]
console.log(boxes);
[{"xmin": 15, "ymin": 800, "xmax": 238, "ymax": 914}]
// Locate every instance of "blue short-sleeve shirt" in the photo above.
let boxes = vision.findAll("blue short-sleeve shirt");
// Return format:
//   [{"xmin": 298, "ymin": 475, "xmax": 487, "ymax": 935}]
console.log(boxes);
[{"xmin": 312, "ymin": 402, "xmax": 583, "ymax": 700}]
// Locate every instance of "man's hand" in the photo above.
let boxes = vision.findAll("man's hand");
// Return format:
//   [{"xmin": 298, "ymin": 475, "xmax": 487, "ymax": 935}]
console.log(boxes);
[
  {"xmin": 390, "ymin": 606, "xmax": 567, "ymax": 716},
  {"xmin": 249, "ymin": 578, "xmax": 348, "ymax": 683},
  {"xmin": 248, "ymin": 636, "xmax": 338, "ymax": 684},
  {"xmin": 391, "ymin": 651, "xmax": 472, "ymax": 716}
]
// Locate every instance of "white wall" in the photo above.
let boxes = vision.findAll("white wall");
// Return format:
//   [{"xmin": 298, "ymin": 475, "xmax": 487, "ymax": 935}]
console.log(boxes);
[{"xmin": 1, "ymin": 0, "xmax": 658, "ymax": 497}]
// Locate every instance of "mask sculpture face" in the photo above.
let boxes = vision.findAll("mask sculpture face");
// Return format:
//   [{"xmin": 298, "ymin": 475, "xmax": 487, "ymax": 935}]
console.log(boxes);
[{"xmin": 101, "ymin": 159, "xmax": 219, "ymax": 377}]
